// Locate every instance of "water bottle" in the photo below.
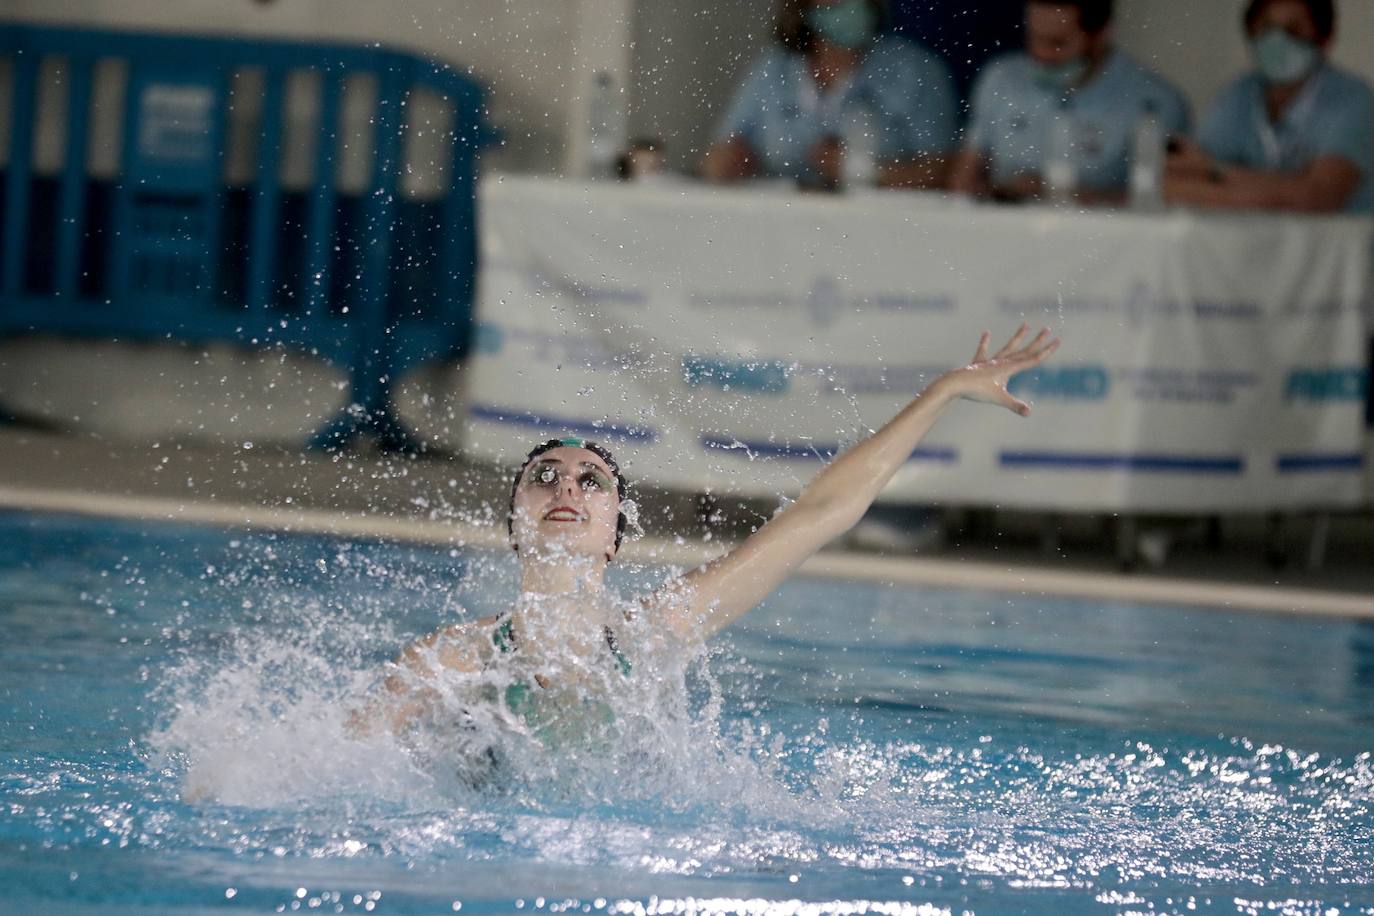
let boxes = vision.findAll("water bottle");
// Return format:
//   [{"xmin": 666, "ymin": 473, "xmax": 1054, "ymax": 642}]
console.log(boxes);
[
  {"xmin": 1044, "ymin": 106, "xmax": 1078, "ymax": 205},
  {"xmin": 585, "ymin": 71, "xmax": 624, "ymax": 179},
  {"xmin": 1129, "ymin": 100, "xmax": 1165, "ymax": 212},
  {"xmin": 840, "ymin": 104, "xmax": 877, "ymax": 191}
]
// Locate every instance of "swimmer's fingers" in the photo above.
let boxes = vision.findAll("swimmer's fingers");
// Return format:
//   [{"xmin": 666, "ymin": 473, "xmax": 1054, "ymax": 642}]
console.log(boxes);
[
  {"xmin": 1006, "ymin": 327, "xmax": 1052, "ymax": 362},
  {"xmin": 972, "ymin": 331, "xmax": 992, "ymax": 364},
  {"xmin": 1001, "ymin": 390, "xmax": 1033, "ymax": 417},
  {"xmin": 993, "ymin": 323, "xmax": 1030, "ymax": 358},
  {"xmin": 1031, "ymin": 336, "xmax": 1062, "ymax": 362},
  {"xmin": 1016, "ymin": 332, "xmax": 1059, "ymax": 365},
  {"xmin": 1023, "ymin": 327, "xmax": 1052, "ymax": 355},
  {"xmin": 1000, "ymin": 335, "xmax": 1059, "ymax": 416}
]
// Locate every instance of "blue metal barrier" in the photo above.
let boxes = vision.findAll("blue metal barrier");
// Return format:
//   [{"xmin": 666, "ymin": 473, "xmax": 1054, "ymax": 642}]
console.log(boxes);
[{"xmin": 0, "ymin": 24, "xmax": 493, "ymax": 448}]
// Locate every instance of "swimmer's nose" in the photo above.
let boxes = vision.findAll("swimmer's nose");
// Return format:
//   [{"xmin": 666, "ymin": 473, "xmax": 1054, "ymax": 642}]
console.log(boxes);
[{"xmin": 559, "ymin": 474, "xmax": 582, "ymax": 500}]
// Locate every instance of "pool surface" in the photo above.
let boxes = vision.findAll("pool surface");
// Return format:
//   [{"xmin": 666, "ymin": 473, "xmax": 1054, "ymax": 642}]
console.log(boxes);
[{"xmin": 2, "ymin": 510, "xmax": 1372, "ymax": 914}]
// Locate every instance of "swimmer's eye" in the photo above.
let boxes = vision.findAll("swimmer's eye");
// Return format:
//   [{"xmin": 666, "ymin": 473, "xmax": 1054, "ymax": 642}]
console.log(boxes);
[
  {"xmin": 530, "ymin": 465, "xmax": 559, "ymax": 487},
  {"xmin": 579, "ymin": 471, "xmax": 611, "ymax": 492}
]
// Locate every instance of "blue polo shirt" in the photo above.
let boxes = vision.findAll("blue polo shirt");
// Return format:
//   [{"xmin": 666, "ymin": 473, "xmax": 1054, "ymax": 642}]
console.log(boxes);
[
  {"xmin": 1197, "ymin": 64, "xmax": 1374, "ymax": 213},
  {"xmin": 712, "ymin": 36, "xmax": 958, "ymax": 184},
  {"xmin": 965, "ymin": 50, "xmax": 1191, "ymax": 192}
]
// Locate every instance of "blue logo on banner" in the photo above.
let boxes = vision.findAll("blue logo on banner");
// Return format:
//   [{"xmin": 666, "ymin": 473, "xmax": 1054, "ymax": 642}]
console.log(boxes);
[
  {"xmin": 683, "ymin": 356, "xmax": 791, "ymax": 394},
  {"xmin": 1284, "ymin": 367, "xmax": 1368, "ymax": 402},
  {"xmin": 1007, "ymin": 366, "xmax": 1110, "ymax": 400}
]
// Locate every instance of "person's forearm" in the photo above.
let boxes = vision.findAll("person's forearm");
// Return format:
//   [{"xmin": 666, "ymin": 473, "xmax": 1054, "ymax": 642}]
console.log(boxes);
[
  {"xmin": 1218, "ymin": 164, "xmax": 1354, "ymax": 211},
  {"xmin": 701, "ymin": 138, "xmax": 755, "ymax": 183},
  {"xmin": 659, "ymin": 327, "xmax": 1055, "ymax": 642},
  {"xmin": 1164, "ymin": 160, "xmax": 1215, "ymax": 182},
  {"xmin": 665, "ymin": 376, "xmax": 957, "ymax": 640},
  {"xmin": 700, "ymin": 147, "xmax": 734, "ymax": 182},
  {"xmin": 1166, "ymin": 167, "xmax": 1348, "ymax": 213},
  {"xmin": 878, "ymin": 153, "xmax": 952, "ymax": 190},
  {"xmin": 1164, "ymin": 173, "xmax": 1249, "ymax": 209},
  {"xmin": 1074, "ymin": 187, "xmax": 1126, "ymax": 207},
  {"xmin": 789, "ymin": 377, "xmax": 957, "ymax": 535},
  {"xmin": 947, "ymin": 147, "xmax": 989, "ymax": 196}
]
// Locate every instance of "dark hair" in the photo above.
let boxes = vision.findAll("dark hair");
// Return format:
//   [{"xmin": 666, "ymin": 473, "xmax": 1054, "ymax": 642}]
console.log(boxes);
[
  {"xmin": 1026, "ymin": 0, "xmax": 1115, "ymax": 34},
  {"xmin": 507, "ymin": 438, "xmax": 629, "ymax": 555},
  {"xmin": 776, "ymin": 0, "xmax": 888, "ymax": 54},
  {"xmin": 1244, "ymin": 0, "xmax": 1335, "ymax": 41}
]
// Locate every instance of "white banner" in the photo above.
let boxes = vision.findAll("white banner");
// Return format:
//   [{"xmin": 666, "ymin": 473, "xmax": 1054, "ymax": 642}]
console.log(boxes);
[{"xmin": 463, "ymin": 176, "xmax": 1373, "ymax": 512}]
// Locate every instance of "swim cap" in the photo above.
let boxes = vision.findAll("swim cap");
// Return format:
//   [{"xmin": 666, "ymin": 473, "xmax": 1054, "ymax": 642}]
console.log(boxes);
[{"xmin": 507, "ymin": 438, "xmax": 629, "ymax": 555}]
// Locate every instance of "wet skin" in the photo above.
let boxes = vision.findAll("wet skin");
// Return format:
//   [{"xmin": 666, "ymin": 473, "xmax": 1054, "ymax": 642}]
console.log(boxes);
[{"xmin": 510, "ymin": 447, "xmax": 620, "ymax": 563}]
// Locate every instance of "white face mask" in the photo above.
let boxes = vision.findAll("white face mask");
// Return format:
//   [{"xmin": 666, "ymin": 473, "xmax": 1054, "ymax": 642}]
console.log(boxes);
[
  {"xmin": 806, "ymin": 0, "xmax": 878, "ymax": 50},
  {"xmin": 1251, "ymin": 27, "xmax": 1321, "ymax": 86},
  {"xmin": 1033, "ymin": 56, "xmax": 1091, "ymax": 92}
]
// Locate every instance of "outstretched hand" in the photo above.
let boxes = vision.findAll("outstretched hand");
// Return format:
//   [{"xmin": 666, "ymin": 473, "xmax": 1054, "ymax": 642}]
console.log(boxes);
[
  {"xmin": 648, "ymin": 324, "xmax": 1058, "ymax": 645},
  {"xmin": 940, "ymin": 324, "xmax": 1061, "ymax": 416}
]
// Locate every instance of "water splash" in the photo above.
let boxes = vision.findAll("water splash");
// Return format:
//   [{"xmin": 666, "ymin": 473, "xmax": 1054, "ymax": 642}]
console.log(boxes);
[
  {"xmin": 6, "ymin": 517, "xmax": 1374, "ymax": 912},
  {"xmin": 145, "ymin": 567, "xmax": 809, "ymax": 825}
]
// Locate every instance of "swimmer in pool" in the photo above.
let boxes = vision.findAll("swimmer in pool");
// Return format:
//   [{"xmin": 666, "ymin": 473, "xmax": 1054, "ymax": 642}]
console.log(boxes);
[{"xmin": 359, "ymin": 325, "xmax": 1059, "ymax": 735}]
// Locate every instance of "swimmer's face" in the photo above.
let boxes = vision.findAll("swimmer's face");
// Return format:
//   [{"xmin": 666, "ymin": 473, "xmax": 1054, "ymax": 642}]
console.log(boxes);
[{"xmin": 510, "ymin": 447, "xmax": 620, "ymax": 562}]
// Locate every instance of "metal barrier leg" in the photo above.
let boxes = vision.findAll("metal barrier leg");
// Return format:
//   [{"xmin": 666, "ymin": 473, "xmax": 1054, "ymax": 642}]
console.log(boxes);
[
  {"xmin": 309, "ymin": 361, "xmax": 427, "ymax": 454},
  {"xmin": 310, "ymin": 409, "xmax": 424, "ymax": 453},
  {"xmin": 1264, "ymin": 512, "xmax": 1290, "ymax": 570},
  {"xmin": 1116, "ymin": 515, "xmax": 1138, "ymax": 571},
  {"xmin": 1038, "ymin": 513, "xmax": 1061, "ymax": 556},
  {"xmin": 1306, "ymin": 512, "xmax": 1331, "ymax": 571},
  {"xmin": 309, "ymin": 65, "xmax": 428, "ymax": 455}
]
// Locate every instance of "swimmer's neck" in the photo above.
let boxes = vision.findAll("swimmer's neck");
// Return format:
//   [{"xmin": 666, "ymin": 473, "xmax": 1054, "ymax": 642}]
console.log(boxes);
[
  {"xmin": 511, "ymin": 555, "xmax": 616, "ymax": 657},
  {"xmin": 517, "ymin": 550, "xmax": 608, "ymax": 597}
]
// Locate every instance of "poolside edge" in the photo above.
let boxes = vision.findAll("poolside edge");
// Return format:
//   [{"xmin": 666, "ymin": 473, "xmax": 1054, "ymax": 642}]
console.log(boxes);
[{"xmin": 2, "ymin": 483, "xmax": 1371, "ymax": 620}]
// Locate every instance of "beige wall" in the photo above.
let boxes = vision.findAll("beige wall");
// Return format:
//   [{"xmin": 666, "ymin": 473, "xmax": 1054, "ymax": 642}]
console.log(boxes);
[
  {"xmin": 628, "ymin": 0, "xmax": 775, "ymax": 172},
  {"xmin": 0, "ymin": 0, "xmax": 633, "ymax": 175},
  {"xmin": 4, "ymin": 0, "xmax": 1373, "ymax": 176},
  {"xmin": 2, "ymin": 0, "xmax": 781, "ymax": 179}
]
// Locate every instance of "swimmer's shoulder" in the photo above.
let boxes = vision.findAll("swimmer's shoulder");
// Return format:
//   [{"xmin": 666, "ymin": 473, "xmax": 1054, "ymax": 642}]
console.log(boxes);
[{"xmin": 394, "ymin": 614, "xmax": 505, "ymax": 680}]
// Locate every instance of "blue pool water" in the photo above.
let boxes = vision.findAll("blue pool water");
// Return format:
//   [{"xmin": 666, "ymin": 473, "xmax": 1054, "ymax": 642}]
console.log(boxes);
[{"xmin": 2, "ymin": 509, "xmax": 1372, "ymax": 915}]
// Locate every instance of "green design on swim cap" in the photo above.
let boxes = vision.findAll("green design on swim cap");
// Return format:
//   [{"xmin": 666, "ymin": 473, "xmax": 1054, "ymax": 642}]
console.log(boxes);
[{"xmin": 558, "ymin": 436, "xmax": 586, "ymax": 448}]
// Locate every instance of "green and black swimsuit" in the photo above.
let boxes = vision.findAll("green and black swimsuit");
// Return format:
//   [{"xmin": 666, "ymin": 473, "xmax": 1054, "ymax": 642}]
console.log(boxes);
[{"xmin": 489, "ymin": 614, "xmax": 633, "ymax": 722}]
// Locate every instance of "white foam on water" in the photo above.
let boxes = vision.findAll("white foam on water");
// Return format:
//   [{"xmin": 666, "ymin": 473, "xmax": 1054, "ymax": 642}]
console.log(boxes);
[
  {"xmin": 130, "ymin": 538, "xmax": 1374, "ymax": 902},
  {"xmin": 145, "ymin": 551, "xmax": 813, "ymax": 827}
]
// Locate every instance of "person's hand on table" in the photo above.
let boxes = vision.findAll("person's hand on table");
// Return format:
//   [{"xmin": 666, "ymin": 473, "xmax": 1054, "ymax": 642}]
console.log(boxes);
[
  {"xmin": 992, "ymin": 172, "xmax": 1044, "ymax": 202},
  {"xmin": 810, "ymin": 136, "xmax": 844, "ymax": 190},
  {"xmin": 701, "ymin": 136, "xmax": 758, "ymax": 184},
  {"xmin": 1165, "ymin": 136, "xmax": 1218, "ymax": 180}
]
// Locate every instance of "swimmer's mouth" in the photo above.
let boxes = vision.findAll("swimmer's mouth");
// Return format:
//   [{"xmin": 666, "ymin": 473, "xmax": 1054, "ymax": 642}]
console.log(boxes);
[{"xmin": 543, "ymin": 507, "xmax": 586, "ymax": 522}]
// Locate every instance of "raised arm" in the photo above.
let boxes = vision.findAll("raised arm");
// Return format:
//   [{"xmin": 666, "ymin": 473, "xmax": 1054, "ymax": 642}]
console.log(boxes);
[{"xmin": 648, "ymin": 326, "xmax": 1059, "ymax": 643}]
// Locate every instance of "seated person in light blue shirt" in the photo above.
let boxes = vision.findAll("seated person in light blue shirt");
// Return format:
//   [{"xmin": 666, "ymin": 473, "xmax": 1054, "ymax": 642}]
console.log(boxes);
[
  {"xmin": 1165, "ymin": 0, "xmax": 1374, "ymax": 213},
  {"xmin": 949, "ymin": 0, "xmax": 1190, "ymax": 202},
  {"xmin": 701, "ymin": 0, "xmax": 958, "ymax": 190}
]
